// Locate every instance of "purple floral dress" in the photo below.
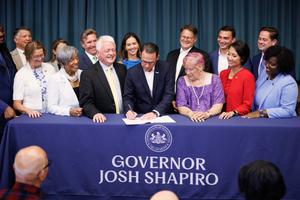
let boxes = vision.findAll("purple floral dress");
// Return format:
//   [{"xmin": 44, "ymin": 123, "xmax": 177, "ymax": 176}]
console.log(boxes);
[{"xmin": 176, "ymin": 74, "xmax": 225, "ymax": 112}]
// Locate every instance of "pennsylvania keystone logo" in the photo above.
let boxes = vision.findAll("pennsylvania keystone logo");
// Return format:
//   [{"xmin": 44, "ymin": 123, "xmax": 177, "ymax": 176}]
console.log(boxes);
[{"xmin": 145, "ymin": 125, "xmax": 172, "ymax": 152}]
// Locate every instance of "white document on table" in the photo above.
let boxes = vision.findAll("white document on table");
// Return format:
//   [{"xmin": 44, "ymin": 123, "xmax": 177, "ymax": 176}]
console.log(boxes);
[{"xmin": 122, "ymin": 115, "xmax": 176, "ymax": 125}]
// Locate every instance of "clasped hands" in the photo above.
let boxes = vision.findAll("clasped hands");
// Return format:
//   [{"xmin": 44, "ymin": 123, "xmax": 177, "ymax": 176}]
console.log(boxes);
[{"xmin": 189, "ymin": 111, "xmax": 210, "ymax": 122}]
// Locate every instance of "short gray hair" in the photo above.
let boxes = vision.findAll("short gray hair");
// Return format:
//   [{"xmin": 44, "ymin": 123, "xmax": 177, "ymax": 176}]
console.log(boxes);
[
  {"xmin": 96, "ymin": 35, "xmax": 116, "ymax": 51},
  {"xmin": 57, "ymin": 45, "xmax": 78, "ymax": 66}
]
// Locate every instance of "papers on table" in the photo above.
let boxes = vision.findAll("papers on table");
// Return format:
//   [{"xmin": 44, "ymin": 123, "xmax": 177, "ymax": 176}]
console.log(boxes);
[{"xmin": 122, "ymin": 115, "xmax": 176, "ymax": 125}]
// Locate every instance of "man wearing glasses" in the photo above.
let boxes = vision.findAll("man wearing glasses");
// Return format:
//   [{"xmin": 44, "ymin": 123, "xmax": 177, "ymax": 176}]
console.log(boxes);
[
  {"xmin": 0, "ymin": 145, "xmax": 50, "ymax": 199},
  {"xmin": 167, "ymin": 24, "xmax": 211, "ymax": 91},
  {"xmin": 124, "ymin": 42, "xmax": 174, "ymax": 120}
]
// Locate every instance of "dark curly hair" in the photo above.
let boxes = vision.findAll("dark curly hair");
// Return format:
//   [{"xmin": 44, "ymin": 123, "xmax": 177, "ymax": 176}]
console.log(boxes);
[
  {"xmin": 238, "ymin": 160, "xmax": 286, "ymax": 200},
  {"xmin": 264, "ymin": 46, "xmax": 295, "ymax": 75}
]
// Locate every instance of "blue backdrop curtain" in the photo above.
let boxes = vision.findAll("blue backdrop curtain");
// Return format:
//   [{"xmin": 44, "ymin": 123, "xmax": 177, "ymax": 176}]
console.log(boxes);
[{"xmin": 1, "ymin": 0, "xmax": 299, "ymax": 80}]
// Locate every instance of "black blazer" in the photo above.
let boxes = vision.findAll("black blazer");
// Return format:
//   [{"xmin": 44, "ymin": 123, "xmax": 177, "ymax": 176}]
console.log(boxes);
[
  {"xmin": 166, "ymin": 46, "xmax": 211, "ymax": 85},
  {"xmin": 79, "ymin": 52, "xmax": 94, "ymax": 70},
  {"xmin": 123, "ymin": 60, "xmax": 174, "ymax": 115},
  {"xmin": 79, "ymin": 62, "xmax": 127, "ymax": 118}
]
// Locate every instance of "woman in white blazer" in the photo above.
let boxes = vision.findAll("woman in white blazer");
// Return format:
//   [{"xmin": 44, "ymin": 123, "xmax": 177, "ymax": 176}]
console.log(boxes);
[
  {"xmin": 244, "ymin": 46, "xmax": 298, "ymax": 118},
  {"xmin": 13, "ymin": 41, "xmax": 55, "ymax": 118},
  {"xmin": 47, "ymin": 46, "xmax": 83, "ymax": 117}
]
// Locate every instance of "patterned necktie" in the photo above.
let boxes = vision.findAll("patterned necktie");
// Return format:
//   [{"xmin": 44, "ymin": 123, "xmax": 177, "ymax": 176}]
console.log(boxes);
[{"xmin": 106, "ymin": 67, "xmax": 120, "ymax": 114}]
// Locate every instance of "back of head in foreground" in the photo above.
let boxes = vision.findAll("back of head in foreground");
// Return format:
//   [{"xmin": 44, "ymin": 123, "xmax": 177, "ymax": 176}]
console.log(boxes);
[
  {"xmin": 150, "ymin": 190, "xmax": 179, "ymax": 200},
  {"xmin": 238, "ymin": 160, "xmax": 286, "ymax": 200},
  {"xmin": 14, "ymin": 145, "xmax": 49, "ymax": 188}
]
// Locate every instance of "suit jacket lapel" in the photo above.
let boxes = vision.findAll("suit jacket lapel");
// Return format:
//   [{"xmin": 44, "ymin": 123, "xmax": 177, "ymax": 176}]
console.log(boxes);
[
  {"xmin": 152, "ymin": 64, "xmax": 161, "ymax": 98},
  {"xmin": 138, "ymin": 65, "xmax": 152, "ymax": 98},
  {"xmin": 258, "ymin": 75, "xmax": 281, "ymax": 108},
  {"xmin": 95, "ymin": 63, "xmax": 114, "ymax": 100}
]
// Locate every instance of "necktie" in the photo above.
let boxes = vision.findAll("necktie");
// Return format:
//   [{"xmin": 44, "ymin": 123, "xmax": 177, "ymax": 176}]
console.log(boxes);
[
  {"xmin": 92, "ymin": 56, "xmax": 98, "ymax": 63},
  {"xmin": 258, "ymin": 60, "xmax": 265, "ymax": 76},
  {"xmin": 106, "ymin": 67, "xmax": 120, "ymax": 114}
]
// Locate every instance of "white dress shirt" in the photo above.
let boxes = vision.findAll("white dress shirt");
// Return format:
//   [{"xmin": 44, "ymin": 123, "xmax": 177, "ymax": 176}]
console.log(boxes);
[
  {"xmin": 144, "ymin": 66, "xmax": 155, "ymax": 97},
  {"xmin": 217, "ymin": 49, "xmax": 229, "ymax": 74}
]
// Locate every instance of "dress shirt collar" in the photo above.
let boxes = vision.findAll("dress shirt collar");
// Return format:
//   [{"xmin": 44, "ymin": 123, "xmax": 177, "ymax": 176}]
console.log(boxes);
[
  {"xmin": 180, "ymin": 47, "xmax": 192, "ymax": 54},
  {"xmin": 16, "ymin": 47, "xmax": 24, "ymax": 54},
  {"xmin": 85, "ymin": 51, "xmax": 98, "ymax": 64},
  {"xmin": 143, "ymin": 65, "xmax": 155, "ymax": 73}
]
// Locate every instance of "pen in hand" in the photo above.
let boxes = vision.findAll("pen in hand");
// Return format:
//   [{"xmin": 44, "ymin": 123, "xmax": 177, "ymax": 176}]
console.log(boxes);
[{"xmin": 126, "ymin": 104, "xmax": 137, "ymax": 120}]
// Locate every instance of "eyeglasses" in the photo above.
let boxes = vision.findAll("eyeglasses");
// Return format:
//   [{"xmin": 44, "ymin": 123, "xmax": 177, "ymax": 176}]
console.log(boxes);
[
  {"xmin": 37, "ymin": 159, "xmax": 51, "ymax": 175},
  {"xmin": 141, "ymin": 60, "xmax": 156, "ymax": 65},
  {"xmin": 181, "ymin": 35, "xmax": 194, "ymax": 41}
]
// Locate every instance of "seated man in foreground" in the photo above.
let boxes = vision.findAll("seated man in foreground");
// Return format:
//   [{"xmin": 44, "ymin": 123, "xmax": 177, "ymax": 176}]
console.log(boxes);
[{"xmin": 0, "ymin": 145, "xmax": 50, "ymax": 199}]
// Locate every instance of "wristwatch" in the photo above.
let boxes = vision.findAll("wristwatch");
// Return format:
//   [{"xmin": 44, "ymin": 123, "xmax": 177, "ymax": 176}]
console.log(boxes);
[
  {"xmin": 233, "ymin": 110, "xmax": 239, "ymax": 116},
  {"xmin": 259, "ymin": 110, "xmax": 265, "ymax": 118}
]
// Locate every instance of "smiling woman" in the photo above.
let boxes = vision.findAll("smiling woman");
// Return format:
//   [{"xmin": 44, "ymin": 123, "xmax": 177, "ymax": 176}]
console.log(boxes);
[
  {"xmin": 47, "ymin": 46, "xmax": 83, "ymax": 117},
  {"xmin": 176, "ymin": 52, "xmax": 224, "ymax": 122},
  {"xmin": 244, "ymin": 46, "xmax": 298, "ymax": 118},
  {"xmin": 118, "ymin": 32, "xmax": 141, "ymax": 69},
  {"xmin": 13, "ymin": 41, "xmax": 55, "ymax": 118}
]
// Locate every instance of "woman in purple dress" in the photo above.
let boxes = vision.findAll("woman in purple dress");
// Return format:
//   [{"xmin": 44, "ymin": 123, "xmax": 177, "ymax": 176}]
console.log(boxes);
[{"xmin": 176, "ymin": 52, "xmax": 225, "ymax": 122}]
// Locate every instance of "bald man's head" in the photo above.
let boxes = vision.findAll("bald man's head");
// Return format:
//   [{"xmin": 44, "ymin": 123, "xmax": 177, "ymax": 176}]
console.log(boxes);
[
  {"xmin": 13, "ymin": 145, "xmax": 49, "ymax": 187},
  {"xmin": 150, "ymin": 190, "xmax": 179, "ymax": 200}
]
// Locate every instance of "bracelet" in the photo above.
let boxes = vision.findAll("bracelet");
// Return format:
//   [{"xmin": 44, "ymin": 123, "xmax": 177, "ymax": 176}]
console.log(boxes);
[{"xmin": 233, "ymin": 110, "xmax": 239, "ymax": 116}]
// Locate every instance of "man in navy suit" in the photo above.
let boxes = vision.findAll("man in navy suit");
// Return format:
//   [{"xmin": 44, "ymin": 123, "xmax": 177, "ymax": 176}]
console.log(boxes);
[
  {"xmin": 251, "ymin": 26, "xmax": 279, "ymax": 80},
  {"xmin": 210, "ymin": 26, "xmax": 252, "ymax": 75},
  {"xmin": 124, "ymin": 42, "xmax": 174, "ymax": 120},
  {"xmin": 167, "ymin": 24, "xmax": 210, "ymax": 90},
  {"xmin": 209, "ymin": 26, "xmax": 236, "ymax": 74},
  {"xmin": 0, "ymin": 25, "xmax": 17, "ymax": 141},
  {"xmin": 79, "ymin": 28, "xmax": 98, "ymax": 70}
]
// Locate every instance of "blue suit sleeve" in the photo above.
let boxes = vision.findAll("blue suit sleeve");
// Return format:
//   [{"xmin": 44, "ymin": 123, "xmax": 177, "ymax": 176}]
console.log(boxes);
[
  {"xmin": 267, "ymin": 81, "xmax": 298, "ymax": 118},
  {"xmin": 0, "ymin": 99, "xmax": 9, "ymax": 115}
]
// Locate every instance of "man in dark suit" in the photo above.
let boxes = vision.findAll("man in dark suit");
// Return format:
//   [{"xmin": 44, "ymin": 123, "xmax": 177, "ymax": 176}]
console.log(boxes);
[
  {"xmin": 124, "ymin": 42, "xmax": 174, "ymax": 120},
  {"xmin": 0, "ymin": 25, "xmax": 17, "ymax": 141},
  {"xmin": 78, "ymin": 28, "xmax": 98, "ymax": 70},
  {"xmin": 251, "ymin": 26, "xmax": 279, "ymax": 80},
  {"xmin": 167, "ymin": 24, "xmax": 211, "ymax": 90},
  {"xmin": 79, "ymin": 35, "xmax": 126, "ymax": 123}
]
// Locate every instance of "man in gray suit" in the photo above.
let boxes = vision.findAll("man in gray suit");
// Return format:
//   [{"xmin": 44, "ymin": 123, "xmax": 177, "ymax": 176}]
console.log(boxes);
[{"xmin": 10, "ymin": 27, "xmax": 32, "ymax": 70}]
